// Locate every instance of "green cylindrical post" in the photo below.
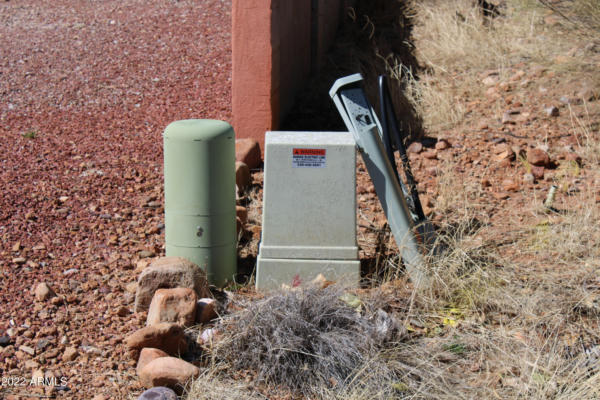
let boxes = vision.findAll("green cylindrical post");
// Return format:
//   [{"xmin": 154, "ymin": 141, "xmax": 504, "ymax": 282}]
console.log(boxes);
[{"xmin": 163, "ymin": 119, "xmax": 236, "ymax": 286}]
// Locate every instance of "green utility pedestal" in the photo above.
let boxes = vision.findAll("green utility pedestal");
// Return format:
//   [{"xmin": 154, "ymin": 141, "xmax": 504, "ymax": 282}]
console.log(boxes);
[{"xmin": 163, "ymin": 119, "xmax": 236, "ymax": 286}]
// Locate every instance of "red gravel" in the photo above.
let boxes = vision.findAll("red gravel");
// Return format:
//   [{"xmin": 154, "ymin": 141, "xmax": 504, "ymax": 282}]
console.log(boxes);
[{"xmin": 0, "ymin": 0, "xmax": 231, "ymax": 398}]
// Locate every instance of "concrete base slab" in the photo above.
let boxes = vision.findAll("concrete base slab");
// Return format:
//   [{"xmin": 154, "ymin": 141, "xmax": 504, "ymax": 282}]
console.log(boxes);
[{"xmin": 256, "ymin": 255, "xmax": 360, "ymax": 290}]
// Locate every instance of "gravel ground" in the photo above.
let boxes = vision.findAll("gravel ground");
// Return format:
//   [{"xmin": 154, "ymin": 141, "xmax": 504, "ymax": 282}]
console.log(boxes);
[{"xmin": 0, "ymin": 1, "xmax": 231, "ymax": 398}]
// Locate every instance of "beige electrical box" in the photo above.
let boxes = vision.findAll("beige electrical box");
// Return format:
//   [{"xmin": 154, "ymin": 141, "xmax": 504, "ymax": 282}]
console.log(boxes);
[{"xmin": 256, "ymin": 131, "xmax": 360, "ymax": 290}]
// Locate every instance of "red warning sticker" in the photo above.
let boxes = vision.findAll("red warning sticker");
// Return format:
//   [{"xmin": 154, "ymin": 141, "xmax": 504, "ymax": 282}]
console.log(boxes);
[{"xmin": 292, "ymin": 148, "xmax": 326, "ymax": 168}]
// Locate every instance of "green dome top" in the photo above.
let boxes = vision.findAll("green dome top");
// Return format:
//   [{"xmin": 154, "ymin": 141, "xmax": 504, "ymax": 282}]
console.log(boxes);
[{"xmin": 163, "ymin": 119, "xmax": 233, "ymax": 141}]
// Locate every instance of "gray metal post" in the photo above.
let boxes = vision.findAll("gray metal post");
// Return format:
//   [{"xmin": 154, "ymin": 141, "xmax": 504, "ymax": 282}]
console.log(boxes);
[{"xmin": 330, "ymin": 74, "xmax": 428, "ymax": 287}]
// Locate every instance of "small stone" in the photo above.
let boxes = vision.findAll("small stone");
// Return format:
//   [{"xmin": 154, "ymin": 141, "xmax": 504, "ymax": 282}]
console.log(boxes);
[
  {"xmin": 12, "ymin": 257, "xmax": 26, "ymax": 265},
  {"xmin": 502, "ymin": 112, "xmax": 516, "ymax": 124},
  {"xmin": 136, "ymin": 259, "xmax": 150, "ymax": 272},
  {"xmin": 235, "ymin": 161, "xmax": 251, "ymax": 192},
  {"xmin": 36, "ymin": 339, "xmax": 50, "ymax": 351},
  {"xmin": 137, "ymin": 386, "xmax": 178, "ymax": 400},
  {"xmin": 25, "ymin": 360, "xmax": 40, "ymax": 370},
  {"xmin": 147, "ymin": 201, "xmax": 161, "ymax": 208},
  {"xmin": 0, "ymin": 336, "xmax": 11, "ymax": 346},
  {"xmin": 197, "ymin": 328, "xmax": 217, "ymax": 345},
  {"xmin": 523, "ymin": 173, "xmax": 535, "ymax": 183},
  {"xmin": 19, "ymin": 345, "xmax": 35, "ymax": 356},
  {"xmin": 494, "ymin": 150, "xmax": 515, "ymax": 162},
  {"xmin": 422, "ymin": 150, "xmax": 437, "ymax": 160},
  {"xmin": 482, "ymin": 75, "xmax": 499, "ymax": 86},
  {"xmin": 545, "ymin": 106, "xmax": 559, "ymax": 117},
  {"xmin": 502, "ymin": 179, "xmax": 519, "ymax": 192},
  {"xmin": 492, "ymin": 192, "xmax": 510, "ymax": 200},
  {"xmin": 434, "ymin": 139, "xmax": 450, "ymax": 150},
  {"xmin": 559, "ymin": 95, "xmax": 578, "ymax": 105},
  {"xmin": 499, "ymin": 81, "xmax": 511, "ymax": 91},
  {"xmin": 235, "ymin": 138, "xmax": 261, "ymax": 169},
  {"xmin": 486, "ymin": 86, "xmax": 499, "ymax": 96},
  {"xmin": 35, "ymin": 282, "xmax": 56, "ymax": 301},
  {"xmin": 117, "ymin": 306, "xmax": 130, "ymax": 317},
  {"xmin": 196, "ymin": 298, "xmax": 217, "ymax": 324},
  {"xmin": 236, "ymin": 206, "xmax": 248, "ymax": 224},
  {"xmin": 82, "ymin": 345, "xmax": 102, "ymax": 356},
  {"xmin": 565, "ymin": 152, "xmax": 582, "ymax": 166},
  {"xmin": 50, "ymin": 296, "xmax": 63, "ymax": 306},
  {"xmin": 407, "ymin": 142, "xmax": 423, "ymax": 154},
  {"xmin": 478, "ymin": 122, "xmax": 489, "ymax": 130},
  {"xmin": 12, "ymin": 242, "xmax": 21, "ymax": 252},
  {"xmin": 63, "ymin": 268, "xmax": 78, "ymax": 276},
  {"xmin": 62, "ymin": 346, "xmax": 78, "ymax": 362},
  {"xmin": 527, "ymin": 148, "xmax": 550, "ymax": 167},
  {"xmin": 135, "ymin": 257, "xmax": 209, "ymax": 312},
  {"xmin": 509, "ymin": 70, "xmax": 525, "ymax": 82},
  {"xmin": 124, "ymin": 323, "xmax": 187, "ymax": 356},
  {"xmin": 146, "ymin": 288, "xmax": 197, "ymax": 327},
  {"xmin": 138, "ymin": 250, "xmax": 155, "ymax": 259},
  {"xmin": 138, "ymin": 357, "xmax": 201, "ymax": 389},
  {"xmin": 531, "ymin": 166, "xmax": 545, "ymax": 180},
  {"xmin": 137, "ymin": 348, "xmax": 169, "ymax": 376}
]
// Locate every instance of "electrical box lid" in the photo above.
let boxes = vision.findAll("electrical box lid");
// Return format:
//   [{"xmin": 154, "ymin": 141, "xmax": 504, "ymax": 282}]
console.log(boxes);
[{"xmin": 163, "ymin": 119, "xmax": 233, "ymax": 142}]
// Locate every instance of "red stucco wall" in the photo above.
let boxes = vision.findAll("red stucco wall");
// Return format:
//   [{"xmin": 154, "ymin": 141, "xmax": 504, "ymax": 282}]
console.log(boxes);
[{"xmin": 232, "ymin": 0, "xmax": 346, "ymax": 155}]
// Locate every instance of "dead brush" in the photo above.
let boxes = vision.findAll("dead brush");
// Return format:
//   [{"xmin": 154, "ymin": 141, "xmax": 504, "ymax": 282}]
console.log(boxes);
[
  {"xmin": 185, "ymin": 366, "xmax": 268, "ymax": 400},
  {"xmin": 211, "ymin": 285, "xmax": 403, "ymax": 397}
]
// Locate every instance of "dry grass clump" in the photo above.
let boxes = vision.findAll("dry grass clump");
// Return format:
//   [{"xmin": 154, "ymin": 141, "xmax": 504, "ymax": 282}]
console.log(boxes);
[
  {"xmin": 185, "ymin": 367, "xmax": 267, "ymax": 400},
  {"xmin": 211, "ymin": 285, "xmax": 402, "ymax": 397},
  {"xmin": 396, "ymin": 0, "xmax": 597, "ymax": 131}
]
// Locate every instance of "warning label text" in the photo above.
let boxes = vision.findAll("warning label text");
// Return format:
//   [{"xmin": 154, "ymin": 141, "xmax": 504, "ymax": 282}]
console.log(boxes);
[{"xmin": 292, "ymin": 148, "xmax": 326, "ymax": 168}]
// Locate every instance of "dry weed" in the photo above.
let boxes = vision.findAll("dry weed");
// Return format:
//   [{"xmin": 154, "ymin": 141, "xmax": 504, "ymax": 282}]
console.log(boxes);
[
  {"xmin": 211, "ymin": 285, "xmax": 404, "ymax": 397},
  {"xmin": 398, "ymin": 0, "xmax": 597, "ymax": 131},
  {"xmin": 185, "ymin": 366, "xmax": 267, "ymax": 400}
]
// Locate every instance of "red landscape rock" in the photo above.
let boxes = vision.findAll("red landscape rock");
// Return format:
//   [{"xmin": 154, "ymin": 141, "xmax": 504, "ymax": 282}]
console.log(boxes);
[
  {"xmin": 527, "ymin": 148, "xmax": 551, "ymax": 167},
  {"xmin": 62, "ymin": 346, "xmax": 78, "ymax": 362},
  {"xmin": 407, "ymin": 142, "xmax": 423, "ymax": 154},
  {"xmin": 146, "ymin": 288, "xmax": 198, "ymax": 327},
  {"xmin": 196, "ymin": 298, "xmax": 218, "ymax": 323},
  {"xmin": 435, "ymin": 139, "xmax": 450, "ymax": 150},
  {"xmin": 565, "ymin": 152, "xmax": 582, "ymax": 166},
  {"xmin": 236, "ymin": 206, "xmax": 248, "ymax": 224},
  {"xmin": 124, "ymin": 323, "xmax": 187, "ymax": 356},
  {"xmin": 34, "ymin": 282, "xmax": 56, "ymax": 302},
  {"xmin": 136, "ymin": 348, "xmax": 169, "ymax": 376},
  {"xmin": 531, "ymin": 166, "xmax": 545, "ymax": 180},
  {"xmin": 235, "ymin": 138, "xmax": 262, "ymax": 169},
  {"xmin": 235, "ymin": 161, "xmax": 251, "ymax": 192},
  {"xmin": 138, "ymin": 356, "xmax": 201, "ymax": 389},
  {"xmin": 422, "ymin": 149, "xmax": 438, "ymax": 160},
  {"xmin": 135, "ymin": 257, "xmax": 209, "ymax": 313}
]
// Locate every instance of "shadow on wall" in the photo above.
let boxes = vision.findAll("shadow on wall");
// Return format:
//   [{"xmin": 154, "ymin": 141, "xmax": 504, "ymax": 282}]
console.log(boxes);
[{"xmin": 281, "ymin": 0, "xmax": 423, "ymax": 141}]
